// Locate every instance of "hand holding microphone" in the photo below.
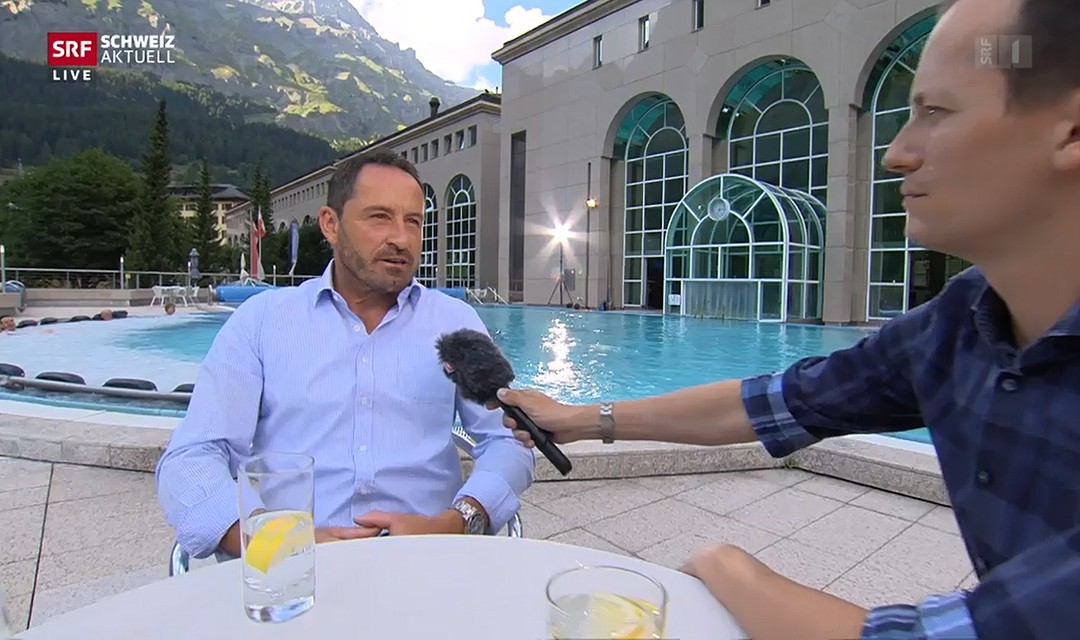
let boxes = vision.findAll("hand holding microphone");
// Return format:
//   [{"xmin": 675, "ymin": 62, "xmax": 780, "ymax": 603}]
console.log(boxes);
[
  {"xmin": 435, "ymin": 328, "xmax": 573, "ymax": 476},
  {"xmin": 490, "ymin": 387, "xmax": 597, "ymax": 448}
]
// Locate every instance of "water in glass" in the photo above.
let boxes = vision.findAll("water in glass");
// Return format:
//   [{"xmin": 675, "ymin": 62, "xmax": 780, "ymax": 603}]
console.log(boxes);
[
  {"xmin": 239, "ymin": 453, "xmax": 316, "ymax": 623},
  {"xmin": 547, "ymin": 566, "xmax": 667, "ymax": 639}
]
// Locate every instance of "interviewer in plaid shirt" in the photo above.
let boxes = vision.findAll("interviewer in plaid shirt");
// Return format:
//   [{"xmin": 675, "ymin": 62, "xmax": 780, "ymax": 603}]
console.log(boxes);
[{"xmin": 493, "ymin": 0, "xmax": 1080, "ymax": 637}]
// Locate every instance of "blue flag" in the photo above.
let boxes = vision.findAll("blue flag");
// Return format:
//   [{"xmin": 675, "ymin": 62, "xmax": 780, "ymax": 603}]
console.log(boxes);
[{"xmin": 288, "ymin": 220, "xmax": 300, "ymax": 275}]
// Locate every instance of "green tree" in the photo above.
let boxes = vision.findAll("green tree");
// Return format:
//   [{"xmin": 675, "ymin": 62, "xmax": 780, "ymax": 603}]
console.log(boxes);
[
  {"xmin": 128, "ymin": 99, "xmax": 182, "ymax": 271},
  {"xmin": 250, "ymin": 164, "xmax": 273, "ymax": 229},
  {"xmin": 1, "ymin": 149, "xmax": 138, "ymax": 269},
  {"xmin": 190, "ymin": 158, "xmax": 219, "ymax": 274}
]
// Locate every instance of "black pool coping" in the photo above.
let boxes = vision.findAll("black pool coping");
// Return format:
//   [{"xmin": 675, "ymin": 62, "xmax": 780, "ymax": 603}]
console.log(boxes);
[
  {"xmin": 1, "ymin": 308, "xmax": 198, "ymax": 399},
  {"xmin": 7, "ymin": 309, "xmax": 130, "ymax": 329}
]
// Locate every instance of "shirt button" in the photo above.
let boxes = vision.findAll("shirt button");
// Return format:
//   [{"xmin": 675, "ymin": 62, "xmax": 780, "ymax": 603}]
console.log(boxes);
[
  {"xmin": 976, "ymin": 470, "xmax": 992, "ymax": 485},
  {"xmin": 353, "ymin": 325, "xmax": 362, "ymax": 333},
  {"xmin": 359, "ymin": 484, "xmax": 372, "ymax": 495},
  {"xmin": 360, "ymin": 397, "xmax": 369, "ymax": 406},
  {"xmin": 361, "ymin": 355, "xmax": 369, "ymax": 363},
  {"xmin": 357, "ymin": 445, "xmax": 367, "ymax": 452},
  {"xmin": 1000, "ymin": 377, "xmax": 1019, "ymax": 392}
]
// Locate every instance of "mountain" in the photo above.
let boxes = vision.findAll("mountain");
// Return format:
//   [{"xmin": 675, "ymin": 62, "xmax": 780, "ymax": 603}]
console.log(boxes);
[
  {"xmin": 0, "ymin": 0, "xmax": 479, "ymax": 144},
  {"xmin": 0, "ymin": 52, "xmax": 340, "ymax": 190}
]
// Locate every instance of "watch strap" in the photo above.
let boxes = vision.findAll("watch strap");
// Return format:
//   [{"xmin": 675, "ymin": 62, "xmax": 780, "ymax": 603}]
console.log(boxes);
[
  {"xmin": 599, "ymin": 402, "xmax": 615, "ymax": 444},
  {"xmin": 451, "ymin": 499, "xmax": 488, "ymax": 534}
]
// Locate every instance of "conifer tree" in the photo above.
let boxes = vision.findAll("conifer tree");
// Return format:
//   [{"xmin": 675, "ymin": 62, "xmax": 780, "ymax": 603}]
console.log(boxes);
[
  {"xmin": 129, "ymin": 99, "xmax": 181, "ymax": 271},
  {"xmin": 191, "ymin": 158, "xmax": 218, "ymax": 271}
]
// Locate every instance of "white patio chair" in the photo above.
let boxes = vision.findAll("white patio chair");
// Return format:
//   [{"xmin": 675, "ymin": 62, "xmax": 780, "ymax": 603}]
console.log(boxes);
[
  {"xmin": 150, "ymin": 286, "xmax": 164, "ymax": 306},
  {"xmin": 168, "ymin": 429, "xmax": 524, "ymax": 576}
]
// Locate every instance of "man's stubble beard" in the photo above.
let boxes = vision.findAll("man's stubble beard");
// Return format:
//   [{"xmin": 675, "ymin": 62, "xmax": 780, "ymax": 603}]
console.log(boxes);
[{"xmin": 335, "ymin": 236, "xmax": 412, "ymax": 296}]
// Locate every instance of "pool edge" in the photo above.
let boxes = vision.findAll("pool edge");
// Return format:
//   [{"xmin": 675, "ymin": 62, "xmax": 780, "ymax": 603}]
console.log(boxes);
[{"xmin": 0, "ymin": 405, "xmax": 948, "ymax": 507}]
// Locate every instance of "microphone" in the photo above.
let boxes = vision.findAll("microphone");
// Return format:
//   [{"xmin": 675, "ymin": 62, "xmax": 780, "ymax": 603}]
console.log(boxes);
[{"xmin": 435, "ymin": 328, "xmax": 573, "ymax": 476}]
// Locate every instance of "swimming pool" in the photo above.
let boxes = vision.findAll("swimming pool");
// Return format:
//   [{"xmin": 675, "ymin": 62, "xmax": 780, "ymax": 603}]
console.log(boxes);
[{"xmin": 0, "ymin": 306, "xmax": 932, "ymax": 444}]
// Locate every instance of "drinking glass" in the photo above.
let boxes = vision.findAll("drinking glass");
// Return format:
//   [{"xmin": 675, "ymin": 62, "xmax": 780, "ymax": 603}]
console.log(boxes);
[
  {"xmin": 547, "ymin": 565, "xmax": 668, "ymax": 639},
  {"xmin": 238, "ymin": 452, "xmax": 316, "ymax": 623}
]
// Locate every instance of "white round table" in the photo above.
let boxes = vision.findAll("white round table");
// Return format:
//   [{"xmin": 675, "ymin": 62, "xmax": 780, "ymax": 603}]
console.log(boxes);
[{"xmin": 15, "ymin": 536, "xmax": 747, "ymax": 639}]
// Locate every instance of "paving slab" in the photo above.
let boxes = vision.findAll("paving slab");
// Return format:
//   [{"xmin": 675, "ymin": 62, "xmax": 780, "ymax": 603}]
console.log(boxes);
[{"xmin": 0, "ymin": 458, "xmax": 973, "ymax": 635}]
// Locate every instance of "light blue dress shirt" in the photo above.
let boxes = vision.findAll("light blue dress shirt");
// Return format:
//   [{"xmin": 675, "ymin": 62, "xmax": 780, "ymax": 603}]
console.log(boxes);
[{"xmin": 155, "ymin": 262, "xmax": 535, "ymax": 558}]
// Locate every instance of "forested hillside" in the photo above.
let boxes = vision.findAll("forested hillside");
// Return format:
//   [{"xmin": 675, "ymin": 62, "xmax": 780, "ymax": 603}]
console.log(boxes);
[{"xmin": 0, "ymin": 54, "xmax": 338, "ymax": 188}]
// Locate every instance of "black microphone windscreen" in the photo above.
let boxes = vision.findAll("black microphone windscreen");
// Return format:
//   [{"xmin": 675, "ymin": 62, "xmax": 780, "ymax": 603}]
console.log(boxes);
[{"xmin": 435, "ymin": 328, "xmax": 515, "ymax": 404}]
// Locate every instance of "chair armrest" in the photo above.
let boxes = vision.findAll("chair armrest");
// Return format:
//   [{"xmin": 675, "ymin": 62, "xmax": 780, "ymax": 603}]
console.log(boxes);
[{"xmin": 169, "ymin": 541, "xmax": 190, "ymax": 576}]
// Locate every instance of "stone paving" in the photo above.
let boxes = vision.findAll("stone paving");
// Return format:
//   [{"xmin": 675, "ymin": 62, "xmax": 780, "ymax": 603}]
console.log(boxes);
[{"xmin": 0, "ymin": 456, "xmax": 975, "ymax": 634}]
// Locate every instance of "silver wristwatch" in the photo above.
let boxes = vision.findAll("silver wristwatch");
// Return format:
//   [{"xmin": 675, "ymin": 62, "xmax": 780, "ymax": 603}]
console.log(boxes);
[
  {"xmin": 451, "ymin": 499, "xmax": 488, "ymax": 535},
  {"xmin": 600, "ymin": 402, "xmax": 615, "ymax": 444}
]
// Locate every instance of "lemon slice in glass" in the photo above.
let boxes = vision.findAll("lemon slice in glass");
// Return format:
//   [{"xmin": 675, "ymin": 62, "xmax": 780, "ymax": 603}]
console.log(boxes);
[
  {"xmin": 584, "ymin": 593, "xmax": 660, "ymax": 639},
  {"xmin": 243, "ymin": 511, "xmax": 314, "ymax": 574}
]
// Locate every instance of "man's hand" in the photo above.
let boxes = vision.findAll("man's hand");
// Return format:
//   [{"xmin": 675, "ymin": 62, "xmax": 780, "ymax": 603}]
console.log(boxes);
[
  {"xmin": 314, "ymin": 525, "xmax": 383, "ymax": 544},
  {"xmin": 681, "ymin": 543, "xmax": 868, "ymax": 640},
  {"xmin": 485, "ymin": 388, "xmax": 599, "ymax": 447},
  {"xmin": 354, "ymin": 510, "xmax": 466, "ymax": 536}
]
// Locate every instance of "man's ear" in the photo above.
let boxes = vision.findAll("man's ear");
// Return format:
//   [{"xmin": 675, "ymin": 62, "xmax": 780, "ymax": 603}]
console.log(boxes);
[
  {"xmin": 318, "ymin": 206, "xmax": 339, "ymax": 245},
  {"xmin": 1051, "ymin": 91, "xmax": 1080, "ymax": 172}
]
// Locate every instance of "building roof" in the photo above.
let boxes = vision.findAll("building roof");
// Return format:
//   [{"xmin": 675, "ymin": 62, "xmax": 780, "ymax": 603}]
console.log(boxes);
[
  {"xmin": 168, "ymin": 183, "xmax": 250, "ymax": 201},
  {"xmin": 275, "ymin": 91, "xmax": 500, "ymax": 192},
  {"xmin": 492, "ymin": 0, "xmax": 638, "ymax": 64},
  {"xmin": 222, "ymin": 91, "xmax": 501, "ymax": 220}
]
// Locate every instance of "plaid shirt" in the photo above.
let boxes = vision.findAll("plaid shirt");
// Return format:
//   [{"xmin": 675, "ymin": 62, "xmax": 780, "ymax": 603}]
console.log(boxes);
[{"xmin": 741, "ymin": 267, "xmax": 1080, "ymax": 640}]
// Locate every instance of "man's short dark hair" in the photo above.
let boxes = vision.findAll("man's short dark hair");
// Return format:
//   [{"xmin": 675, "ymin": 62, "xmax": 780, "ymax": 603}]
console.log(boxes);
[
  {"xmin": 940, "ymin": 0, "xmax": 1080, "ymax": 110},
  {"xmin": 325, "ymin": 151, "xmax": 423, "ymax": 216}
]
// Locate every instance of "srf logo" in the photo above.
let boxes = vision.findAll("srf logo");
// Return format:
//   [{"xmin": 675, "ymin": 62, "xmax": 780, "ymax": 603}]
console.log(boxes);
[
  {"xmin": 976, "ymin": 35, "xmax": 1032, "ymax": 69},
  {"xmin": 47, "ymin": 32, "xmax": 98, "ymax": 67}
]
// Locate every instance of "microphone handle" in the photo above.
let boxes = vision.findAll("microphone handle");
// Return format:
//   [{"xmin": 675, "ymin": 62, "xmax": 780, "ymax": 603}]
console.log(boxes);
[{"xmin": 499, "ymin": 402, "xmax": 573, "ymax": 476}]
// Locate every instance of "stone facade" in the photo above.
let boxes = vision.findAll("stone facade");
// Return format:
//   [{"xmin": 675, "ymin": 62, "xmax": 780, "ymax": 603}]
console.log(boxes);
[
  {"xmin": 493, "ymin": 0, "xmax": 946, "ymax": 323},
  {"xmin": 226, "ymin": 93, "xmax": 503, "ymax": 290}
]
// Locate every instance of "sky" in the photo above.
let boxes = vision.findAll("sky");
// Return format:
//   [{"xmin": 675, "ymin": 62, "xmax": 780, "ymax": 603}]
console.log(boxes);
[{"xmin": 348, "ymin": 0, "xmax": 582, "ymax": 91}]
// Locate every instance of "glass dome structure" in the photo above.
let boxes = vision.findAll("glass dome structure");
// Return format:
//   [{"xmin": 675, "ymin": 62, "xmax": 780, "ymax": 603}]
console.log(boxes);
[{"xmin": 664, "ymin": 173, "xmax": 826, "ymax": 322}]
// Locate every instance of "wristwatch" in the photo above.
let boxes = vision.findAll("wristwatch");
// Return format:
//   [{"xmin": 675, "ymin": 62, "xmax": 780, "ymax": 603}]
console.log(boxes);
[
  {"xmin": 451, "ymin": 499, "xmax": 488, "ymax": 535},
  {"xmin": 600, "ymin": 401, "xmax": 615, "ymax": 444}
]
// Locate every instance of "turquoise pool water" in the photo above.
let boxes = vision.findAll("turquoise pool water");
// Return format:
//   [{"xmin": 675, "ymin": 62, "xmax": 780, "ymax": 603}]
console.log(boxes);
[{"xmin": 0, "ymin": 306, "xmax": 931, "ymax": 444}]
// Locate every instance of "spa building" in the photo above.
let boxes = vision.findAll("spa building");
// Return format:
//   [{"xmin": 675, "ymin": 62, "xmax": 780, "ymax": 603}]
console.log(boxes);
[{"xmin": 263, "ymin": 0, "xmax": 964, "ymax": 324}]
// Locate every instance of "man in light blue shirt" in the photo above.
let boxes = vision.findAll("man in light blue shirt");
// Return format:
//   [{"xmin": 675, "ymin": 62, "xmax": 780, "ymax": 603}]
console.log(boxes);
[{"xmin": 156, "ymin": 152, "xmax": 535, "ymax": 559}]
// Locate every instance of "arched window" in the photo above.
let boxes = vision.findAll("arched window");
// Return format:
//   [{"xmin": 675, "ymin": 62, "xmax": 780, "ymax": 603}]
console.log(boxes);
[
  {"xmin": 865, "ymin": 16, "xmax": 969, "ymax": 319},
  {"xmin": 444, "ymin": 175, "xmax": 476, "ymax": 289},
  {"xmin": 717, "ymin": 60, "xmax": 829, "ymax": 204},
  {"xmin": 665, "ymin": 173, "xmax": 825, "ymax": 321},
  {"xmin": 419, "ymin": 183, "xmax": 439, "ymax": 287},
  {"xmin": 614, "ymin": 95, "xmax": 688, "ymax": 309}
]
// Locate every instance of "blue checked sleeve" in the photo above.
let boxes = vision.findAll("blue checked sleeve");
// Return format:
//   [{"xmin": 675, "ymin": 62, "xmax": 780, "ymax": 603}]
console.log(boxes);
[
  {"xmin": 740, "ymin": 303, "xmax": 933, "ymax": 457},
  {"xmin": 861, "ymin": 526, "xmax": 1080, "ymax": 639},
  {"xmin": 861, "ymin": 593, "xmax": 977, "ymax": 639},
  {"xmin": 741, "ymin": 372, "xmax": 819, "ymax": 458}
]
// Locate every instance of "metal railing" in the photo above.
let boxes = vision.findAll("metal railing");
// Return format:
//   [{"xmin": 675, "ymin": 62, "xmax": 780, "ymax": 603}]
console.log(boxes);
[
  {"xmin": 1, "ymin": 281, "xmax": 26, "ymax": 312},
  {"xmin": 467, "ymin": 287, "xmax": 509, "ymax": 305},
  {"xmin": 0, "ymin": 267, "xmax": 321, "ymax": 290}
]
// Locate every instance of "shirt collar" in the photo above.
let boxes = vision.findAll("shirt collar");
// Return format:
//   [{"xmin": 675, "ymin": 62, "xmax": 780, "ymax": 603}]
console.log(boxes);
[
  {"xmin": 312, "ymin": 259, "xmax": 423, "ymax": 309},
  {"xmin": 969, "ymin": 272, "xmax": 1080, "ymax": 345}
]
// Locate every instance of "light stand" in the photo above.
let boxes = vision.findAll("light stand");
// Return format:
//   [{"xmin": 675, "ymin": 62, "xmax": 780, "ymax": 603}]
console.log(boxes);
[
  {"xmin": 547, "ymin": 241, "xmax": 571, "ymax": 306},
  {"xmin": 585, "ymin": 161, "xmax": 598, "ymax": 309}
]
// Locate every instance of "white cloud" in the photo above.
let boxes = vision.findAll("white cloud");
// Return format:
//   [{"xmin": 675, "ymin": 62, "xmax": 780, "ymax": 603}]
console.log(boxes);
[
  {"xmin": 472, "ymin": 75, "xmax": 497, "ymax": 91},
  {"xmin": 349, "ymin": 0, "xmax": 553, "ymax": 85}
]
